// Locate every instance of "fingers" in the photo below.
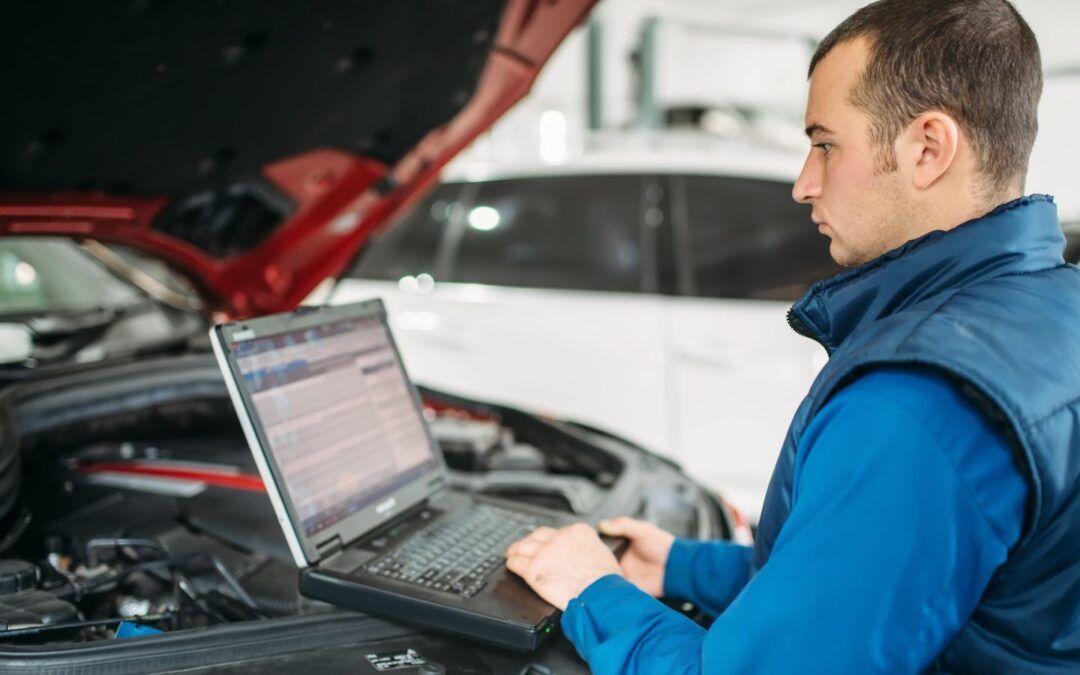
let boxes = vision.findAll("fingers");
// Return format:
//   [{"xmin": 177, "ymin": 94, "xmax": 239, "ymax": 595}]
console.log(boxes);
[
  {"xmin": 528, "ymin": 526, "xmax": 557, "ymax": 543},
  {"xmin": 506, "ymin": 538, "xmax": 542, "ymax": 558},
  {"xmin": 568, "ymin": 522, "xmax": 596, "ymax": 535},
  {"xmin": 506, "ymin": 523, "xmax": 595, "ymax": 572},
  {"xmin": 505, "ymin": 534, "xmax": 553, "ymax": 580},
  {"xmin": 506, "ymin": 526, "xmax": 556, "ymax": 557},
  {"xmin": 505, "ymin": 551, "xmax": 529, "ymax": 578}
]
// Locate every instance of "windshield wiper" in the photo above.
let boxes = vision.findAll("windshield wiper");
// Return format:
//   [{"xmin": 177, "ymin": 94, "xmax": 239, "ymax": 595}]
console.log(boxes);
[
  {"xmin": 17, "ymin": 300, "xmax": 159, "ymax": 363},
  {"xmin": 24, "ymin": 306, "xmax": 122, "ymax": 340}
]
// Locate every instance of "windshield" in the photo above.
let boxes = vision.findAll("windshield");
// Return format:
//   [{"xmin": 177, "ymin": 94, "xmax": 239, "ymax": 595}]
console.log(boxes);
[
  {"xmin": 0, "ymin": 237, "xmax": 207, "ymax": 378},
  {"xmin": 0, "ymin": 237, "xmax": 142, "ymax": 316}
]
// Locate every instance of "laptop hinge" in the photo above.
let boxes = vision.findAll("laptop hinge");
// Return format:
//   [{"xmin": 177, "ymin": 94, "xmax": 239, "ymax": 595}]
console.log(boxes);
[{"xmin": 315, "ymin": 535, "xmax": 344, "ymax": 561}]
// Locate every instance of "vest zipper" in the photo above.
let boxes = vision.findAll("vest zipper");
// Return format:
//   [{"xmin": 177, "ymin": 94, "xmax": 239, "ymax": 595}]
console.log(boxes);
[
  {"xmin": 787, "ymin": 306, "xmax": 831, "ymax": 354},
  {"xmin": 786, "ymin": 307, "xmax": 812, "ymax": 339}
]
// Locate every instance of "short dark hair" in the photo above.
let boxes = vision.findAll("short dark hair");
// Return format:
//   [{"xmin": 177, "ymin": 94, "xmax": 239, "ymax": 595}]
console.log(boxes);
[{"xmin": 809, "ymin": 0, "xmax": 1042, "ymax": 196}]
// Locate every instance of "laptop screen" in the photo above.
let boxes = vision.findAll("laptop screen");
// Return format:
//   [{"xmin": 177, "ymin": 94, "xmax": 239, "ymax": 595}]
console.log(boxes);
[{"xmin": 231, "ymin": 313, "xmax": 440, "ymax": 538}]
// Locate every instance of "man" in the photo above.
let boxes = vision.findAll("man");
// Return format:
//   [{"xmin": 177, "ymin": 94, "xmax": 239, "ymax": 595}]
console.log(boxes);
[{"xmin": 505, "ymin": 0, "xmax": 1080, "ymax": 672}]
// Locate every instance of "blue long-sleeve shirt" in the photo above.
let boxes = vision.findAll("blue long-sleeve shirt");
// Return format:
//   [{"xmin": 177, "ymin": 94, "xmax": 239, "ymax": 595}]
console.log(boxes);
[{"xmin": 561, "ymin": 368, "xmax": 1027, "ymax": 674}]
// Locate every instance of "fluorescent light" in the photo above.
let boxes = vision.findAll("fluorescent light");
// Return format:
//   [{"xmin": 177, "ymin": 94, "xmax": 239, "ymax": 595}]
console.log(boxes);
[
  {"xmin": 14, "ymin": 261, "xmax": 37, "ymax": 287},
  {"xmin": 416, "ymin": 273, "xmax": 435, "ymax": 294},
  {"xmin": 538, "ymin": 109, "xmax": 568, "ymax": 164},
  {"xmin": 468, "ymin": 205, "xmax": 501, "ymax": 231}
]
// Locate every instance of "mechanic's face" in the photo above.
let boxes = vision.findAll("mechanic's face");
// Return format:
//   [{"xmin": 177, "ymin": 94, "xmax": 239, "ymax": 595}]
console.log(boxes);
[{"xmin": 793, "ymin": 38, "xmax": 912, "ymax": 267}]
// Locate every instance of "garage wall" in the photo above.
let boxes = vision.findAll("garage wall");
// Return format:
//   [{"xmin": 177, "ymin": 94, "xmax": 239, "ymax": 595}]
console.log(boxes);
[{"xmin": 480, "ymin": 0, "xmax": 1080, "ymax": 220}]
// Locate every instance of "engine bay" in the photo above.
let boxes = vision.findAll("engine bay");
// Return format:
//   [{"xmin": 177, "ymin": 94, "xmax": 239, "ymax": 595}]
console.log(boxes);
[{"xmin": 0, "ymin": 353, "xmax": 733, "ymax": 671}]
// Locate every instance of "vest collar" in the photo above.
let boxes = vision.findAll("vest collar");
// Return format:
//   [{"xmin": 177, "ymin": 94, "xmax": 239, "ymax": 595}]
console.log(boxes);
[{"xmin": 789, "ymin": 195, "xmax": 1064, "ymax": 353}]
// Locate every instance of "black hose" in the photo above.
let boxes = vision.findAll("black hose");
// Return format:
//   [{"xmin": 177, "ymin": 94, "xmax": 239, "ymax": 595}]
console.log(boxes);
[
  {"xmin": 51, "ymin": 559, "xmax": 175, "ymax": 602},
  {"xmin": 244, "ymin": 589, "xmax": 299, "ymax": 616},
  {"xmin": 0, "ymin": 612, "xmax": 174, "ymax": 641},
  {"xmin": 205, "ymin": 554, "xmax": 261, "ymax": 611},
  {"xmin": 0, "ymin": 507, "xmax": 31, "ymax": 554},
  {"xmin": 77, "ymin": 539, "xmax": 271, "ymax": 622},
  {"xmin": 85, "ymin": 537, "xmax": 168, "ymax": 563}
]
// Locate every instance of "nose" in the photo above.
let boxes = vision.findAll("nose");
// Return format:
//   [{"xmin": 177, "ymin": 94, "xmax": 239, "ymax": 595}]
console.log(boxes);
[{"xmin": 792, "ymin": 152, "xmax": 821, "ymax": 204}]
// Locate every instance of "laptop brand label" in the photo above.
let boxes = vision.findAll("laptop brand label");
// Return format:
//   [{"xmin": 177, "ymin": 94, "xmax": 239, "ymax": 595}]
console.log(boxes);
[{"xmin": 376, "ymin": 497, "xmax": 397, "ymax": 516}]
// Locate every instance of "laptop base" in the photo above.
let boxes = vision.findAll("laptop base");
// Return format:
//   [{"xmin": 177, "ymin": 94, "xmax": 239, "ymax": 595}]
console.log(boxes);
[{"xmin": 300, "ymin": 565, "xmax": 556, "ymax": 652}]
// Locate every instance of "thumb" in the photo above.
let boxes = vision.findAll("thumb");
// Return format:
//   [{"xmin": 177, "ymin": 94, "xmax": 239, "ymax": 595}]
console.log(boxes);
[{"xmin": 599, "ymin": 516, "xmax": 646, "ymax": 538}]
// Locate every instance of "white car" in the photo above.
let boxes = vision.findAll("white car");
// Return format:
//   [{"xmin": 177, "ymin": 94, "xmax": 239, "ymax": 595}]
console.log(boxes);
[{"xmin": 330, "ymin": 135, "xmax": 841, "ymax": 520}]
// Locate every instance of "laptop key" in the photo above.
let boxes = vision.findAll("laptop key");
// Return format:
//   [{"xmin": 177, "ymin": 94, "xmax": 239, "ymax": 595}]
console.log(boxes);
[
  {"xmin": 365, "ymin": 503, "xmax": 551, "ymax": 597},
  {"xmin": 461, "ymin": 582, "xmax": 486, "ymax": 598},
  {"xmin": 436, "ymin": 571, "xmax": 457, "ymax": 585}
]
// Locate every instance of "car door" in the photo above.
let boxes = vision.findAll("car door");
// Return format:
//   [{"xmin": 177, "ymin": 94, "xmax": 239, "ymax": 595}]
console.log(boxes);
[
  {"xmin": 335, "ymin": 174, "xmax": 673, "ymax": 456},
  {"xmin": 664, "ymin": 174, "xmax": 839, "ymax": 520}
]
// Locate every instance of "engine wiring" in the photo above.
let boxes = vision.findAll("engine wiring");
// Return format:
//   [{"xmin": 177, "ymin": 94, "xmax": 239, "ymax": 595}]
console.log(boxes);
[{"xmin": 29, "ymin": 536, "xmax": 269, "ymax": 639}]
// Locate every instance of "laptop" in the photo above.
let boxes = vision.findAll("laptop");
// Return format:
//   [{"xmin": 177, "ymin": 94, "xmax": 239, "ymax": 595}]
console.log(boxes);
[{"xmin": 210, "ymin": 299, "xmax": 588, "ymax": 650}]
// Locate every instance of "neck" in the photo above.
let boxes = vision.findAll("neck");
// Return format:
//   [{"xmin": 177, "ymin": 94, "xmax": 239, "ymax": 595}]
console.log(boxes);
[
  {"xmin": 794, "ymin": 194, "xmax": 1059, "ymax": 353},
  {"xmin": 917, "ymin": 184, "xmax": 1023, "ymax": 237}
]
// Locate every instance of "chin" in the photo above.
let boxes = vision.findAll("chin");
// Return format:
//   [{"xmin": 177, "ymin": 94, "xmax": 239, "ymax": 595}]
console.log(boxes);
[
  {"xmin": 829, "ymin": 237, "xmax": 882, "ymax": 267},
  {"xmin": 829, "ymin": 242, "xmax": 857, "ymax": 268}
]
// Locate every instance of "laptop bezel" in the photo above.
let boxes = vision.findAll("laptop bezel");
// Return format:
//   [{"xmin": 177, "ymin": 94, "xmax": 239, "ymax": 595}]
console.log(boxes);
[{"xmin": 210, "ymin": 298, "xmax": 449, "ymax": 568}]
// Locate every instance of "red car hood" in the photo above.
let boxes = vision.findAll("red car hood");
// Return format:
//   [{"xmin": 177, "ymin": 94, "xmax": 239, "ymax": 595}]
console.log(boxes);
[{"xmin": 0, "ymin": 0, "xmax": 595, "ymax": 318}]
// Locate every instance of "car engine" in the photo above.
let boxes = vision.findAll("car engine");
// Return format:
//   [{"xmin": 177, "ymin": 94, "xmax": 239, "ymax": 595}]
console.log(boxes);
[{"xmin": 0, "ymin": 352, "xmax": 733, "ymax": 660}]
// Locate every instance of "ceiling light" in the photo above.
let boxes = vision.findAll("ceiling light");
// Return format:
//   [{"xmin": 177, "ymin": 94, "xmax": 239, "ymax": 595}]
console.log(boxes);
[{"xmin": 468, "ymin": 206, "xmax": 501, "ymax": 231}]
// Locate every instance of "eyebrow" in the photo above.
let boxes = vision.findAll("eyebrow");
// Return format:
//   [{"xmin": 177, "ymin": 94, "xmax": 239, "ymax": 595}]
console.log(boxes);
[{"xmin": 805, "ymin": 123, "xmax": 835, "ymax": 138}]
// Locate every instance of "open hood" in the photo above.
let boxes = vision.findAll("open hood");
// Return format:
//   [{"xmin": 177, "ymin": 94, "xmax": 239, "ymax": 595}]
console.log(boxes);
[{"xmin": 0, "ymin": 0, "xmax": 595, "ymax": 318}]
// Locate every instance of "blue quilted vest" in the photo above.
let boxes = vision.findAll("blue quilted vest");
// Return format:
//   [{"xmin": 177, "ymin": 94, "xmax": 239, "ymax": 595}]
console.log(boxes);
[{"xmin": 754, "ymin": 195, "xmax": 1080, "ymax": 672}]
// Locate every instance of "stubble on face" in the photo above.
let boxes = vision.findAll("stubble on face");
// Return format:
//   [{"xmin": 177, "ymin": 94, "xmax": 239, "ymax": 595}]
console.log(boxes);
[{"xmin": 830, "ymin": 167, "xmax": 910, "ymax": 267}]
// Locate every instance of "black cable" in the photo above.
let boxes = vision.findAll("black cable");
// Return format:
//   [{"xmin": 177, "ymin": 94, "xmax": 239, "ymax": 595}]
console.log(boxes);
[
  {"xmin": 203, "ymin": 553, "xmax": 261, "ymax": 612},
  {"xmin": 85, "ymin": 537, "xmax": 168, "ymax": 562},
  {"xmin": 80, "ymin": 539, "xmax": 264, "ymax": 623},
  {"xmin": 74, "ymin": 559, "xmax": 174, "ymax": 595},
  {"xmin": 0, "ymin": 612, "xmax": 174, "ymax": 641},
  {"xmin": 172, "ymin": 567, "xmax": 221, "ymax": 624},
  {"xmin": 83, "ymin": 537, "xmax": 194, "ymax": 626},
  {"xmin": 0, "ymin": 507, "xmax": 31, "ymax": 554}
]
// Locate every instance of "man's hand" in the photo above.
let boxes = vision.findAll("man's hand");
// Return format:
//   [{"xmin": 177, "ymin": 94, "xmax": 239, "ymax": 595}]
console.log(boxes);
[
  {"xmin": 598, "ymin": 517, "xmax": 675, "ymax": 597},
  {"xmin": 505, "ymin": 522, "xmax": 622, "ymax": 611}
]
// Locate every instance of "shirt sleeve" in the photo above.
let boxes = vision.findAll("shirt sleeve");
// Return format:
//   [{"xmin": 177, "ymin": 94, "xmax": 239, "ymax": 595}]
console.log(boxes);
[
  {"xmin": 559, "ymin": 369, "xmax": 1027, "ymax": 675},
  {"xmin": 662, "ymin": 538, "xmax": 752, "ymax": 616}
]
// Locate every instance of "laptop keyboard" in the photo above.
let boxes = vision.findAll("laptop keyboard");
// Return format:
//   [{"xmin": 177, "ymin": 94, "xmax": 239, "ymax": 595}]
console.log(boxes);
[{"xmin": 364, "ymin": 504, "xmax": 551, "ymax": 597}]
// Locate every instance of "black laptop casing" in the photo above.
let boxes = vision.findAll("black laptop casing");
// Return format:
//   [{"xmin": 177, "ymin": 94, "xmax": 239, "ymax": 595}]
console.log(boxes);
[{"xmin": 299, "ymin": 491, "xmax": 574, "ymax": 651}]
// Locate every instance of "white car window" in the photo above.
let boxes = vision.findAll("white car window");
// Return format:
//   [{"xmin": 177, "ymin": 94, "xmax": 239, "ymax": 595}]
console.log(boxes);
[
  {"xmin": 446, "ymin": 175, "xmax": 645, "ymax": 293},
  {"xmin": 349, "ymin": 183, "xmax": 463, "ymax": 281},
  {"xmin": 679, "ymin": 175, "xmax": 839, "ymax": 301}
]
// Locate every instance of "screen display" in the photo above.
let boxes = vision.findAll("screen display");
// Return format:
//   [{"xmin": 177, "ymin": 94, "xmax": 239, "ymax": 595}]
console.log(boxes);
[{"xmin": 232, "ymin": 315, "xmax": 438, "ymax": 537}]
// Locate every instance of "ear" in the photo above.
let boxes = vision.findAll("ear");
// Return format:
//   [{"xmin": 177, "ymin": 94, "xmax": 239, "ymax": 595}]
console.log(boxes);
[{"xmin": 904, "ymin": 111, "xmax": 961, "ymax": 191}]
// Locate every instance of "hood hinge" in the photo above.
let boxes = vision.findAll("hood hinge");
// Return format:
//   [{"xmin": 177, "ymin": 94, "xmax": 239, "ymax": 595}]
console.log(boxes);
[{"xmin": 316, "ymin": 535, "xmax": 344, "ymax": 561}]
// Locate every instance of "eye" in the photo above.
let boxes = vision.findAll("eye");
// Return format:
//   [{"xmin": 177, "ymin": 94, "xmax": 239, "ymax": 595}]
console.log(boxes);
[{"xmin": 813, "ymin": 142, "xmax": 833, "ymax": 155}]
